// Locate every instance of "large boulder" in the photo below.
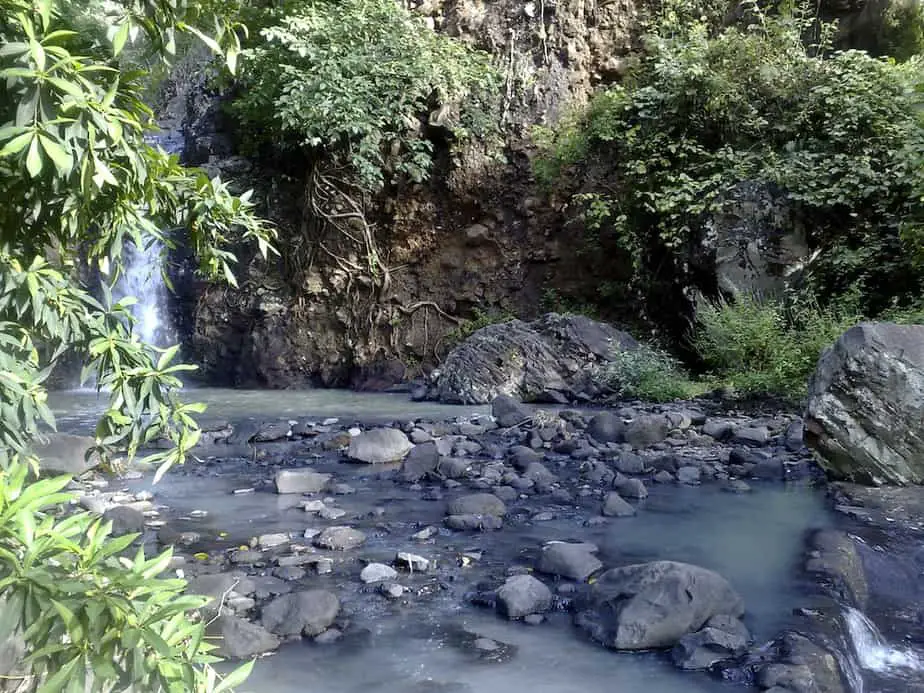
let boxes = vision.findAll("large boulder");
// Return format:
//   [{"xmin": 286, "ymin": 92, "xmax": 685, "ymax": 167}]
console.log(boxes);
[
  {"xmin": 430, "ymin": 313, "xmax": 638, "ymax": 404},
  {"xmin": 347, "ymin": 428, "xmax": 414, "ymax": 464},
  {"xmin": 574, "ymin": 560, "xmax": 745, "ymax": 650},
  {"xmin": 804, "ymin": 322, "xmax": 924, "ymax": 485}
]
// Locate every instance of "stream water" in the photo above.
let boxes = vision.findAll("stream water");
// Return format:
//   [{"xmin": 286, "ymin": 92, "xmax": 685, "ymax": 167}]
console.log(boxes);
[{"xmin": 48, "ymin": 388, "xmax": 924, "ymax": 692}]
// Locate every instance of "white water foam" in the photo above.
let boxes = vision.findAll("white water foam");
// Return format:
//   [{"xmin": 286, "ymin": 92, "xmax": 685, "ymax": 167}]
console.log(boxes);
[
  {"xmin": 844, "ymin": 606, "xmax": 924, "ymax": 674},
  {"xmin": 113, "ymin": 239, "xmax": 174, "ymax": 347}
]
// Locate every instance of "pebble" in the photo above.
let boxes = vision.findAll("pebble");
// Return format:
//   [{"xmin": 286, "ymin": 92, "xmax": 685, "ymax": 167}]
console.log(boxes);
[
  {"xmin": 412, "ymin": 526, "xmax": 439, "ymax": 541},
  {"xmin": 361, "ymin": 563, "xmax": 399, "ymax": 583},
  {"xmin": 301, "ymin": 500, "xmax": 327, "ymax": 513},
  {"xmin": 379, "ymin": 583, "xmax": 405, "ymax": 599},
  {"xmin": 319, "ymin": 506, "xmax": 347, "ymax": 520},
  {"xmin": 315, "ymin": 557, "xmax": 334, "ymax": 574}
]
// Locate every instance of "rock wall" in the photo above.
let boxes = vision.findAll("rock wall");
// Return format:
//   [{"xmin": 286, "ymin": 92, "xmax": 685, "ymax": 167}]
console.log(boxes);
[{"xmin": 173, "ymin": 0, "xmax": 643, "ymax": 388}]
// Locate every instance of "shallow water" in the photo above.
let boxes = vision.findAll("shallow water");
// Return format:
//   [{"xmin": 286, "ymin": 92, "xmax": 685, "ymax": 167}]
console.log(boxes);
[
  {"xmin": 49, "ymin": 387, "xmax": 489, "ymax": 433},
  {"xmin": 54, "ymin": 388, "xmax": 852, "ymax": 693}
]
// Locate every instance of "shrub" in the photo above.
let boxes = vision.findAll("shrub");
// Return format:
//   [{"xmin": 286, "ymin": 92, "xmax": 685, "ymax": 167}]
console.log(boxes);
[
  {"xmin": 693, "ymin": 293, "xmax": 859, "ymax": 398},
  {"xmin": 232, "ymin": 0, "xmax": 500, "ymax": 191},
  {"xmin": 534, "ymin": 0, "xmax": 924, "ymax": 323},
  {"xmin": 597, "ymin": 343, "xmax": 705, "ymax": 402}
]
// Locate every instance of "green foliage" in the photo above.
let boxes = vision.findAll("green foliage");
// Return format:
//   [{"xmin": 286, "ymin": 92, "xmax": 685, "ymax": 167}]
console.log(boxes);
[
  {"xmin": 0, "ymin": 464, "xmax": 254, "ymax": 693},
  {"xmin": 445, "ymin": 308, "xmax": 515, "ymax": 347},
  {"xmin": 535, "ymin": 0, "xmax": 924, "ymax": 319},
  {"xmin": 879, "ymin": 0, "xmax": 924, "ymax": 61},
  {"xmin": 0, "ymin": 0, "xmax": 274, "ymax": 690},
  {"xmin": 232, "ymin": 0, "xmax": 500, "ymax": 191},
  {"xmin": 693, "ymin": 293, "xmax": 860, "ymax": 398},
  {"xmin": 597, "ymin": 343, "xmax": 706, "ymax": 402}
]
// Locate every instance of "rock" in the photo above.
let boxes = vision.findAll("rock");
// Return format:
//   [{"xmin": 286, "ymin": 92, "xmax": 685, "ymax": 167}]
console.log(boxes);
[
  {"xmin": 702, "ymin": 420, "xmax": 734, "ymax": 441},
  {"xmin": 622, "ymin": 415, "xmax": 670, "ymax": 448},
  {"xmin": 103, "ymin": 505, "xmax": 145, "ymax": 537},
  {"xmin": 32, "ymin": 433, "xmax": 100, "ymax": 476},
  {"xmin": 496, "ymin": 575, "xmax": 553, "ymax": 620},
  {"xmin": 432, "ymin": 314, "xmax": 638, "ymax": 404},
  {"xmin": 275, "ymin": 469, "xmax": 332, "ymax": 494},
  {"xmin": 274, "ymin": 566, "xmax": 306, "ymax": 581},
  {"xmin": 732, "ymin": 425, "xmax": 771, "ymax": 446},
  {"xmin": 508, "ymin": 446, "xmax": 542, "ymax": 471},
  {"xmin": 614, "ymin": 453, "xmax": 645, "ymax": 475},
  {"xmin": 400, "ymin": 442, "xmax": 440, "ymax": 482},
  {"xmin": 751, "ymin": 457, "xmax": 784, "ymax": 480},
  {"xmin": 409, "ymin": 428, "xmax": 433, "ymax": 444},
  {"xmin": 301, "ymin": 499, "xmax": 326, "ymax": 513},
  {"xmin": 614, "ymin": 476, "xmax": 648, "ymax": 499},
  {"xmin": 602, "ymin": 492, "xmax": 636, "ymax": 517},
  {"xmin": 492, "ymin": 395, "xmax": 533, "ymax": 427},
  {"xmin": 186, "ymin": 573, "xmax": 256, "ymax": 618},
  {"xmin": 804, "ymin": 529, "xmax": 868, "ymax": 607},
  {"xmin": 447, "ymin": 493, "xmax": 506, "ymax": 517},
  {"xmin": 396, "ymin": 552, "xmax": 431, "ymax": 572},
  {"xmin": 588, "ymin": 412, "xmax": 622, "ymax": 443},
  {"xmin": 261, "ymin": 590, "xmax": 340, "ymax": 637},
  {"xmin": 806, "ymin": 322, "xmax": 924, "ymax": 485},
  {"xmin": 380, "ymin": 583, "xmax": 405, "ymax": 600},
  {"xmin": 347, "ymin": 428, "xmax": 414, "ymax": 464},
  {"xmin": 314, "ymin": 526, "xmax": 366, "ymax": 551},
  {"xmin": 574, "ymin": 561, "xmax": 745, "ymax": 649},
  {"xmin": 536, "ymin": 541, "xmax": 602, "ymax": 581},
  {"xmin": 254, "ymin": 421, "xmax": 291, "ymax": 442},
  {"xmin": 653, "ymin": 470, "xmax": 675, "ymax": 484},
  {"xmin": 360, "ymin": 563, "xmax": 398, "ymax": 584},
  {"xmin": 671, "ymin": 616, "xmax": 750, "ymax": 670},
  {"xmin": 208, "ymin": 613, "xmax": 280, "ymax": 660},
  {"xmin": 319, "ymin": 506, "xmax": 347, "ymax": 520},
  {"xmin": 445, "ymin": 514, "xmax": 503, "ymax": 531}
]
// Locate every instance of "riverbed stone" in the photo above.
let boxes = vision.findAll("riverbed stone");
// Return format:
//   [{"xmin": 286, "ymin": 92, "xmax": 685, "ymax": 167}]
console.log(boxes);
[
  {"xmin": 347, "ymin": 427, "xmax": 414, "ymax": 463},
  {"xmin": 399, "ymin": 442, "xmax": 440, "ymax": 483},
  {"xmin": 732, "ymin": 425, "xmax": 770, "ymax": 446},
  {"xmin": 261, "ymin": 590, "xmax": 340, "ymax": 637},
  {"xmin": 492, "ymin": 394, "xmax": 533, "ymax": 427},
  {"xmin": 622, "ymin": 415, "xmax": 671, "ymax": 448},
  {"xmin": 447, "ymin": 493, "xmax": 506, "ymax": 517},
  {"xmin": 602, "ymin": 492, "xmax": 636, "ymax": 517},
  {"xmin": 536, "ymin": 541, "xmax": 602, "ymax": 581},
  {"xmin": 103, "ymin": 505, "xmax": 145, "ymax": 537},
  {"xmin": 805, "ymin": 322, "xmax": 924, "ymax": 485},
  {"xmin": 445, "ymin": 514, "xmax": 503, "ymax": 531},
  {"xmin": 588, "ymin": 412, "xmax": 622, "ymax": 443},
  {"xmin": 614, "ymin": 476, "xmax": 648, "ymax": 499},
  {"xmin": 360, "ymin": 563, "xmax": 398, "ymax": 583},
  {"xmin": 254, "ymin": 421, "xmax": 291, "ymax": 442},
  {"xmin": 575, "ymin": 560, "xmax": 745, "ymax": 650},
  {"xmin": 314, "ymin": 526, "xmax": 366, "ymax": 551},
  {"xmin": 676, "ymin": 466, "xmax": 702, "ymax": 485},
  {"xmin": 396, "ymin": 552, "xmax": 431, "ymax": 572},
  {"xmin": 496, "ymin": 574, "xmax": 553, "ymax": 620},
  {"xmin": 671, "ymin": 615, "xmax": 750, "ymax": 670},
  {"xmin": 209, "ymin": 613, "xmax": 280, "ymax": 660},
  {"xmin": 614, "ymin": 453, "xmax": 645, "ymax": 475},
  {"xmin": 275, "ymin": 469, "xmax": 332, "ymax": 494}
]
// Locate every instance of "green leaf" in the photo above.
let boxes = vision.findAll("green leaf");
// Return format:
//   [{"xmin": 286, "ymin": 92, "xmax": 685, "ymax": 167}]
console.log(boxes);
[
  {"xmin": 25, "ymin": 136, "xmax": 43, "ymax": 177},
  {"xmin": 36, "ymin": 654, "xmax": 80, "ymax": 693},
  {"xmin": 214, "ymin": 660, "xmax": 255, "ymax": 693},
  {"xmin": 0, "ymin": 131, "xmax": 34, "ymax": 157},
  {"xmin": 112, "ymin": 22, "xmax": 131, "ymax": 57},
  {"xmin": 39, "ymin": 135, "xmax": 72, "ymax": 175}
]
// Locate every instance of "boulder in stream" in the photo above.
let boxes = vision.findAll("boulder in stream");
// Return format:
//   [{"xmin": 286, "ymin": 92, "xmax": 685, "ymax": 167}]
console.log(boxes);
[
  {"xmin": 430, "ymin": 313, "xmax": 638, "ymax": 404},
  {"xmin": 804, "ymin": 322, "xmax": 924, "ymax": 485},
  {"xmin": 347, "ymin": 427, "xmax": 414, "ymax": 464},
  {"xmin": 536, "ymin": 541, "xmax": 602, "ymax": 582},
  {"xmin": 574, "ymin": 560, "xmax": 745, "ymax": 650},
  {"xmin": 261, "ymin": 589, "xmax": 341, "ymax": 637},
  {"xmin": 209, "ymin": 613, "xmax": 280, "ymax": 660},
  {"xmin": 496, "ymin": 575, "xmax": 553, "ymax": 620},
  {"xmin": 31, "ymin": 433, "xmax": 100, "ymax": 476}
]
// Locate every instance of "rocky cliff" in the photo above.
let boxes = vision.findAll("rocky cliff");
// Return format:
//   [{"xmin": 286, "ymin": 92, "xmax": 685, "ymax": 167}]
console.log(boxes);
[{"xmin": 167, "ymin": 0, "xmax": 643, "ymax": 388}]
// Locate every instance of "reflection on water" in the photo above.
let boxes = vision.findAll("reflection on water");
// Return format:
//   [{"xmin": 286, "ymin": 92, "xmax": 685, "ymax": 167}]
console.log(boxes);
[{"xmin": 49, "ymin": 388, "xmax": 489, "ymax": 433}]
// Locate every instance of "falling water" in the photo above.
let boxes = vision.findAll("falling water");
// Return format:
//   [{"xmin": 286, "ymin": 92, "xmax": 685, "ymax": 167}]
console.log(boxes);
[
  {"xmin": 113, "ymin": 239, "xmax": 176, "ymax": 347},
  {"xmin": 843, "ymin": 606, "xmax": 924, "ymax": 681}
]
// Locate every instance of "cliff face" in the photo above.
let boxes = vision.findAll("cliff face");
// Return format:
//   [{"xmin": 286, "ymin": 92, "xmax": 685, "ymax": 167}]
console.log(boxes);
[{"xmin": 172, "ymin": 0, "xmax": 643, "ymax": 388}]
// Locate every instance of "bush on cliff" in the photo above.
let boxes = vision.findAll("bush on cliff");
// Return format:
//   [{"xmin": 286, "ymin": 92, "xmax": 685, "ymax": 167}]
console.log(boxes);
[
  {"xmin": 534, "ymin": 0, "xmax": 924, "ymax": 326},
  {"xmin": 0, "ymin": 0, "xmax": 272, "ymax": 689}
]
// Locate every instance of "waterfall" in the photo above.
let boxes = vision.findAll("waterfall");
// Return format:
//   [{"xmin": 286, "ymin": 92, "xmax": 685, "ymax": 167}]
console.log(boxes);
[
  {"xmin": 844, "ymin": 606, "xmax": 924, "ymax": 675},
  {"xmin": 113, "ymin": 239, "xmax": 176, "ymax": 348}
]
